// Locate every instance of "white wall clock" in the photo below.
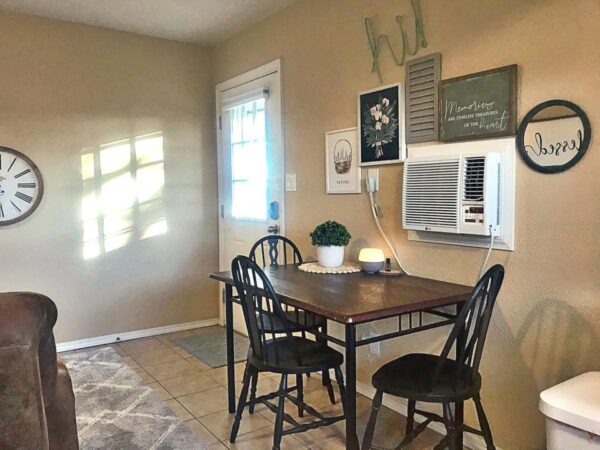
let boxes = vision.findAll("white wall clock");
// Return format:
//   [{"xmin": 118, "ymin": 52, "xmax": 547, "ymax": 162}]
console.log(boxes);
[{"xmin": 0, "ymin": 146, "xmax": 44, "ymax": 226}]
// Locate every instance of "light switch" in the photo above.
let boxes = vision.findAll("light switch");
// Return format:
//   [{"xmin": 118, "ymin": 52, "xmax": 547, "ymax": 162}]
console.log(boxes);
[{"xmin": 285, "ymin": 173, "xmax": 297, "ymax": 192}]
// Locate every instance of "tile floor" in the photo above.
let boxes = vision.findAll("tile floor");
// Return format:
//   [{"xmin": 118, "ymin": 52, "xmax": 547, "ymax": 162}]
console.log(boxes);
[{"xmin": 102, "ymin": 326, "xmax": 445, "ymax": 449}]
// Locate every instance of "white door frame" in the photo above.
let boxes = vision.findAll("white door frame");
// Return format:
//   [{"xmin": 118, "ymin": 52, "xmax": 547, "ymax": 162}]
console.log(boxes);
[{"xmin": 215, "ymin": 59, "xmax": 285, "ymax": 325}]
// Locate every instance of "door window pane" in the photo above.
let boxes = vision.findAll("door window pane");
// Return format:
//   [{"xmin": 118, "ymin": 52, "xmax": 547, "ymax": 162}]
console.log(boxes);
[{"xmin": 230, "ymin": 98, "xmax": 267, "ymax": 220}]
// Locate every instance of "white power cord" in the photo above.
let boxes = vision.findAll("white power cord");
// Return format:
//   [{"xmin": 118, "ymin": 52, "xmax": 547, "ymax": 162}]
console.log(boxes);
[
  {"xmin": 478, "ymin": 226, "xmax": 495, "ymax": 281},
  {"xmin": 367, "ymin": 188, "xmax": 410, "ymax": 275}
]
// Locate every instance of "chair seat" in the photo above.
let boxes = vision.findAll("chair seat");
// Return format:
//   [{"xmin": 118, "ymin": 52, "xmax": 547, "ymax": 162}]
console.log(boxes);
[
  {"xmin": 248, "ymin": 337, "xmax": 343, "ymax": 374},
  {"xmin": 256, "ymin": 310, "xmax": 326, "ymax": 333},
  {"xmin": 372, "ymin": 353, "xmax": 481, "ymax": 402}
]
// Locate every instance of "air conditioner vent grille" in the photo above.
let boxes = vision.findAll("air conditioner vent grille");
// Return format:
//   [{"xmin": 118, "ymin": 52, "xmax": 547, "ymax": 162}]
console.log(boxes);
[
  {"xmin": 404, "ymin": 160, "xmax": 459, "ymax": 228},
  {"xmin": 464, "ymin": 157, "xmax": 485, "ymax": 201}
]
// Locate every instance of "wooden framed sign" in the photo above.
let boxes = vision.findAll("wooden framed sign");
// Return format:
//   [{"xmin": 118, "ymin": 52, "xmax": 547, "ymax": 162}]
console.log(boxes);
[{"xmin": 440, "ymin": 65, "xmax": 517, "ymax": 141}]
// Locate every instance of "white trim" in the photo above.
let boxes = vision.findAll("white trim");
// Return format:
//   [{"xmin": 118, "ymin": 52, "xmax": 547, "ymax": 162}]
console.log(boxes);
[
  {"xmin": 355, "ymin": 379, "xmax": 501, "ymax": 450},
  {"xmin": 56, "ymin": 318, "xmax": 219, "ymax": 352},
  {"xmin": 215, "ymin": 59, "xmax": 285, "ymax": 326}
]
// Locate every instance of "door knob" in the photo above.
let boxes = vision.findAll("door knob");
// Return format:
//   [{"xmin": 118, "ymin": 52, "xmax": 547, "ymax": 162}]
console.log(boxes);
[{"xmin": 267, "ymin": 224, "xmax": 280, "ymax": 234}]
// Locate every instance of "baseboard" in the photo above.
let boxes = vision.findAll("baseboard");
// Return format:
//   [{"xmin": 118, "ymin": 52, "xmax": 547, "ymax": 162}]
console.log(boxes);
[
  {"xmin": 355, "ymin": 380, "xmax": 499, "ymax": 450},
  {"xmin": 56, "ymin": 318, "xmax": 219, "ymax": 352}
]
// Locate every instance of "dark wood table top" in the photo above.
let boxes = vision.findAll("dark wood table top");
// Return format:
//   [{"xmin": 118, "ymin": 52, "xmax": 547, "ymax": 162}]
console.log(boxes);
[{"xmin": 209, "ymin": 264, "xmax": 472, "ymax": 325}]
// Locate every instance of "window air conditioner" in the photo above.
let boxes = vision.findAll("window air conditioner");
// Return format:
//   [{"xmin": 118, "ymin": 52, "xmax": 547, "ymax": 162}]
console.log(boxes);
[{"xmin": 402, "ymin": 153, "xmax": 501, "ymax": 236}]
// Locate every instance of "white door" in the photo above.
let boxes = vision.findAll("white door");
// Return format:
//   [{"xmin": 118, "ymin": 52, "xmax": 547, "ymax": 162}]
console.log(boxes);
[{"xmin": 216, "ymin": 60, "xmax": 284, "ymax": 333}]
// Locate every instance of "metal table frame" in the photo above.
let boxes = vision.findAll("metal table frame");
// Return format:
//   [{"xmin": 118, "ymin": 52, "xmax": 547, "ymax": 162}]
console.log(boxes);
[{"xmin": 223, "ymin": 283, "xmax": 467, "ymax": 449}]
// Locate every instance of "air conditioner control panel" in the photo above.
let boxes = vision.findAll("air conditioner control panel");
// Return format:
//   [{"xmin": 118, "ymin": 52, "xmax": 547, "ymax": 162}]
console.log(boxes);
[{"xmin": 463, "ymin": 206, "xmax": 485, "ymax": 224}]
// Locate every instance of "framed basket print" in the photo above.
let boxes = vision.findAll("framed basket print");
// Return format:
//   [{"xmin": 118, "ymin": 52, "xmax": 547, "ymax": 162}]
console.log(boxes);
[
  {"xmin": 358, "ymin": 83, "xmax": 406, "ymax": 166},
  {"xmin": 325, "ymin": 127, "xmax": 361, "ymax": 194}
]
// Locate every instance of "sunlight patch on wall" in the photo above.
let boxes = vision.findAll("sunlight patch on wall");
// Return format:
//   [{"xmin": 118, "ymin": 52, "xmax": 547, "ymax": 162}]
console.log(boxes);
[{"xmin": 81, "ymin": 132, "xmax": 167, "ymax": 259}]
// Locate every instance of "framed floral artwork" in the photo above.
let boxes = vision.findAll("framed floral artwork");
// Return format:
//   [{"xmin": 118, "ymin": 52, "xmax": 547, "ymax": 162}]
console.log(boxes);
[
  {"xmin": 325, "ymin": 127, "xmax": 361, "ymax": 194},
  {"xmin": 358, "ymin": 83, "xmax": 406, "ymax": 166}
]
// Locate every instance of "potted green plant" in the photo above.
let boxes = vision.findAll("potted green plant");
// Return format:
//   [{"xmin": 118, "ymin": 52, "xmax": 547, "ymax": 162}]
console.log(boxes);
[{"xmin": 310, "ymin": 220, "xmax": 352, "ymax": 268}]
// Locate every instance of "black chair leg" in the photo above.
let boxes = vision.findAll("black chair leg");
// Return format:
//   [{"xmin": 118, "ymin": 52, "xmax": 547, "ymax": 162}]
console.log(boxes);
[
  {"xmin": 361, "ymin": 389, "xmax": 383, "ymax": 450},
  {"xmin": 333, "ymin": 366, "xmax": 346, "ymax": 416},
  {"xmin": 296, "ymin": 374, "xmax": 304, "ymax": 417},
  {"xmin": 474, "ymin": 395, "xmax": 496, "ymax": 450},
  {"xmin": 248, "ymin": 368, "xmax": 258, "ymax": 414},
  {"xmin": 273, "ymin": 374, "xmax": 288, "ymax": 450},
  {"xmin": 323, "ymin": 370, "xmax": 336, "ymax": 405},
  {"xmin": 406, "ymin": 399, "xmax": 416, "ymax": 436},
  {"xmin": 230, "ymin": 364, "xmax": 252, "ymax": 443}
]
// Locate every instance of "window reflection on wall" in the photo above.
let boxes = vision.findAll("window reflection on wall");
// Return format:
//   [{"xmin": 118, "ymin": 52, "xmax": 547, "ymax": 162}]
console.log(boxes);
[{"xmin": 81, "ymin": 132, "xmax": 167, "ymax": 260}]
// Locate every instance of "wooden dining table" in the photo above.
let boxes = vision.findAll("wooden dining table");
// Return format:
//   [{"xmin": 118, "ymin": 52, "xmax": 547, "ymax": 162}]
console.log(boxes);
[{"xmin": 209, "ymin": 264, "xmax": 473, "ymax": 449}]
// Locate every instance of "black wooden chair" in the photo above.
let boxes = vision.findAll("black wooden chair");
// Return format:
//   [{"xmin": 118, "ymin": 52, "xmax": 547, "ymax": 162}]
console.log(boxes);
[
  {"xmin": 230, "ymin": 255, "xmax": 346, "ymax": 450},
  {"xmin": 362, "ymin": 264, "xmax": 505, "ymax": 450},
  {"xmin": 248, "ymin": 235, "xmax": 336, "ymax": 411}
]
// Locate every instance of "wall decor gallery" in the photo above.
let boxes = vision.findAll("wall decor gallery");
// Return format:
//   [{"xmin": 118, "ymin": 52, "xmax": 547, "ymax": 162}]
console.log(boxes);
[
  {"xmin": 440, "ymin": 65, "xmax": 518, "ymax": 141},
  {"xmin": 364, "ymin": 0, "xmax": 428, "ymax": 83},
  {"xmin": 517, "ymin": 99, "xmax": 592, "ymax": 174},
  {"xmin": 325, "ymin": 127, "xmax": 361, "ymax": 194},
  {"xmin": 358, "ymin": 83, "xmax": 405, "ymax": 166}
]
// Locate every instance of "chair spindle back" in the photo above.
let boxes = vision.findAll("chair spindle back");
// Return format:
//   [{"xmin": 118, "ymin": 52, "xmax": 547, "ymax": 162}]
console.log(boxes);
[
  {"xmin": 432, "ymin": 264, "xmax": 505, "ymax": 386},
  {"xmin": 249, "ymin": 235, "xmax": 303, "ymax": 267}
]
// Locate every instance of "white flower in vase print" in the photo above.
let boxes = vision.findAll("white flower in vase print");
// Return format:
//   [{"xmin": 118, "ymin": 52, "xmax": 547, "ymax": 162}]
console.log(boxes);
[{"xmin": 362, "ymin": 93, "xmax": 399, "ymax": 159}]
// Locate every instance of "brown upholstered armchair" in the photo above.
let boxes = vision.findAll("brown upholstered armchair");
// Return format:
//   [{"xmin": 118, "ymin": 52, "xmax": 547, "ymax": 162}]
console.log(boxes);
[{"xmin": 0, "ymin": 292, "xmax": 79, "ymax": 450}]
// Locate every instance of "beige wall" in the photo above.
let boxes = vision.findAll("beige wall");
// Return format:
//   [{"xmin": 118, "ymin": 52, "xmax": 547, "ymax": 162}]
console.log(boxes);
[
  {"xmin": 0, "ymin": 12, "xmax": 220, "ymax": 342},
  {"xmin": 212, "ymin": 0, "xmax": 600, "ymax": 448}
]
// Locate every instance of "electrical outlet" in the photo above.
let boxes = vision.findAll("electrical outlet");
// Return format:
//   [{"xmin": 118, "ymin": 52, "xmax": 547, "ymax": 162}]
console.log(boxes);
[
  {"xmin": 367, "ymin": 168, "xmax": 379, "ymax": 191},
  {"xmin": 363, "ymin": 330, "xmax": 381, "ymax": 356},
  {"xmin": 285, "ymin": 173, "xmax": 297, "ymax": 191}
]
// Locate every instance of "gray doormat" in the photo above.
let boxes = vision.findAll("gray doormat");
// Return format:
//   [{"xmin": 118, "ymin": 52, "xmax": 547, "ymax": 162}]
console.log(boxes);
[
  {"xmin": 173, "ymin": 328, "xmax": 249, "ymax": 368},
  {"xmin": 62, "ymin": 346, "xmax": 207, "ymax": 450}
]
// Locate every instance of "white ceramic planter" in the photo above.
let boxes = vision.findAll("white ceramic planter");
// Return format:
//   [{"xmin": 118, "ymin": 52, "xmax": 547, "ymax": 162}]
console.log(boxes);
[{"xmin": 317, "ymin": 246, "xmax": 345, "ymax": 268}]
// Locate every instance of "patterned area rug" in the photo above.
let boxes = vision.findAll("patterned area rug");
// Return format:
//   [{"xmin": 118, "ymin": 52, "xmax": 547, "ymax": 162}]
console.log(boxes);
[
  {"xmin": 174, "ymin": 328, "xmax": 249, "ymax": 368},
  {"xmin": 62, "ymin": 346, "xmax": 207, "ymax": 450}
]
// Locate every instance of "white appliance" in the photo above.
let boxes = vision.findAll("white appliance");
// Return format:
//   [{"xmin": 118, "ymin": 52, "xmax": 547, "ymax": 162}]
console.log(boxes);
[{"xmin": 403, "ymin": 153, "xmax": 502, "ymax": 236}]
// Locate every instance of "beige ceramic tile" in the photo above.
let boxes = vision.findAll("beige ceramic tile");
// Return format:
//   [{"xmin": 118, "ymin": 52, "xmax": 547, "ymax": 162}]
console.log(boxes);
[
  {"xmin": 156, "ymin": 330, "xmax": 196, "ymax": 347},
  {"xmin": 160, "ymin": 371, "xmax": 218, "ymax": 397},
  {"xmin": 131, "ymin": 366, "xmax": 155, "ymax": 384},
  {"xmin": 178, "ymin": 386, "xmax": 229, "ymax": 417},
  {"xmin": 119, "ymin": 337, "xmax": 167, "ymax": 355},
  {"xmin": 198, "ymin": 409, "xmax": 271, "ymax": 441},
  {"xmin": 121, "ymin": 356, "xmax": 140, "ymax": 368},
  {"xmin": 108, "ymin": 344, "xmax": 127, "ymax": 356},
  {"xmin": 144, "ymin": 358, "xmax": 198, "ymax": 381},
  {"xmin": 132, "ymin": 348, "xmax": 183, "ymax": 367},
  {"xmin": 205, "ymin": 362, "xmax": 247, "ymax": 386},
  {"xmin": 172, "ymin": 346, "xmax": 195, "ymax": 358},
  {"xmin": 188, "ymin": 357, "xmax": 212, "ymax": 371},
  {"xmin": 209, "ymin": 442, "xmax": 228, "ymax": 450},
  {"xmin": 184, "ymin": 419, "xmax": 219, "ymax": 446},
  {"xmin": 147, "ymin": 382, "xmax": 172, "ymax": 401},
  {"xmin": 224, "ymin": 426, "xmax": 307, "ymax": 449},
  {"xmin": 165, "ymin": 399, "xmax": 193, "ymax": 421}
]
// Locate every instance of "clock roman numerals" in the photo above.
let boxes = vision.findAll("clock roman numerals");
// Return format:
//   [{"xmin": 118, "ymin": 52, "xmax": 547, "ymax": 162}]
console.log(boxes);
[
  {"xmin": 15, "ymin": 191, "xmax": 33, "ymax": 204},
  {"xmin": 14, "ymin": 168, "xmax": 31, "ymax": 179}
]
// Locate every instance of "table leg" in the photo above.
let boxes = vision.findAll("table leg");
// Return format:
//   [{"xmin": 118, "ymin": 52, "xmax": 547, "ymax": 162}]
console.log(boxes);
[
  {"xmin": 345, "ymin": 323, "xmax": 359, "ymax": 450},
  {"xmin": 225, "ymin": 284, "xmax": 236, "ymax": 414},
  {"xmin": 454, "ymin": 301, "xmax": 466, "ymax": 448}
]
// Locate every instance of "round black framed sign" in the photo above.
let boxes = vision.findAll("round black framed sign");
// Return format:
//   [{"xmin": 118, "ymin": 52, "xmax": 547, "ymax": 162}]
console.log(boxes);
[
  {"xmin": 0, "ymin": 146, "xmax": 45, "ymax": 226},
  {"xmin": 517, "ymin": 99, "xmax": 592, "ymax": 174}
]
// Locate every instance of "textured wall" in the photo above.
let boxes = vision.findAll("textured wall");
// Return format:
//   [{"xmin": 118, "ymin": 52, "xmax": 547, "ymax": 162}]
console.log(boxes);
[
  {"xmin": 0, "ymin": 12, "xmax": 220, "ymax": 342},
  {"xmin": 211, "ymin": 0, "xmax": 600, "ymax": 448}
]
